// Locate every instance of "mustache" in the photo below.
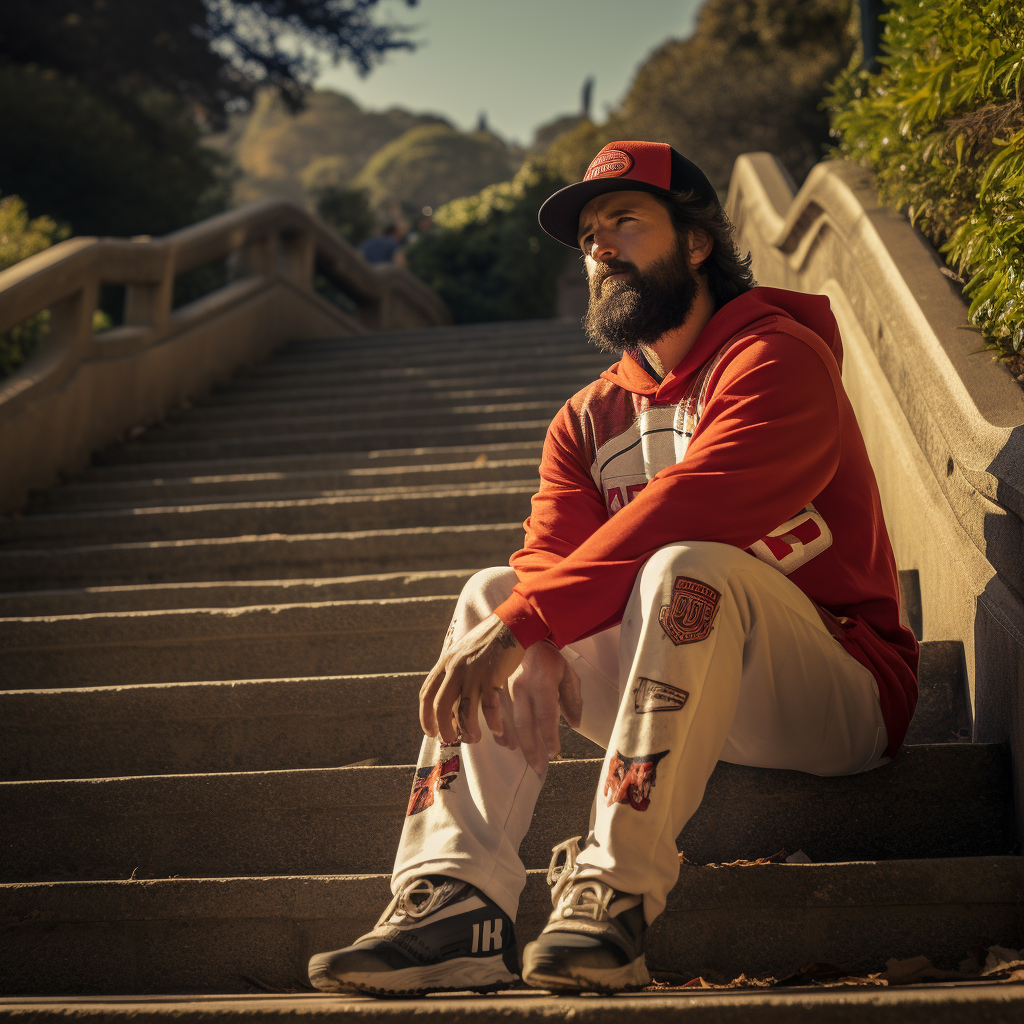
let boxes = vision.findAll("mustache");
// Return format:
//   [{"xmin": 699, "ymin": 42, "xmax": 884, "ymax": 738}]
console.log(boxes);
[{"xmin": 592, "ymin": 258, "xmax": 639, "ymax": 289}]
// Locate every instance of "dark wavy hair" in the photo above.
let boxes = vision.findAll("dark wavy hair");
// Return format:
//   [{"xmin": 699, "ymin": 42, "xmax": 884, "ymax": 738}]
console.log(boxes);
[{"xmin": 656, "ymin": 191, "xmax": 756, "ymax": 309}]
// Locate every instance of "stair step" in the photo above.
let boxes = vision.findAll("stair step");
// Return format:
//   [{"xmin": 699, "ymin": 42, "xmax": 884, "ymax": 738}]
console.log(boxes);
[
  {"xmin": 0, "ymin": 640, "xmax": 974, "ymax": 778},
  {"xmin": 234, "ymin": 352, "xmax": 607, "ymax": 384},
  {"xmin": 141, "ymin": 402, "xmax": 563, "ymax": 444},
  {"xmin": 3, "ymin": 987, "xmax": 1023, "ymax": 1022},
  {"xmin": 2, "ymin": 858, "xmax": 1020, "ymax": 995},
  {"xmin": 91, "ymin": 420, "xmax": 552, "ymax": 465},
  {"xmin": 74, "ymin": 441, "xmax": 543, "ymax": 484},
  {"xmin": 0, "ymin": 596, "xmax": 456, "ymax": 688},
  {"xmin": 28, "ymin": 460, "xmax": 539, "ymax": 512},
  {"xmin": 203, "ymin": 372, "xmax": 593, "ymax": 407},
  {"xmin": 1, "ymin": 746, "xmax": 1013, "ymax": 883},
  {"xmin": 0, "ymin": 569, "xmax": 473, "ymax": 617},
  {"xmin": 178, "ymin": 385, "xmax": 575, "ymax": 423},
  {"xmin": 1, "ymin": 673, "xmax": 602, "ymax": 780},
  {"xmin": 2, "ymin": 484, "xmax": 535, "ymax": 546},
  {"xmin": 0, "ymin": 522, "xmax": 523, "ymax": 589}
]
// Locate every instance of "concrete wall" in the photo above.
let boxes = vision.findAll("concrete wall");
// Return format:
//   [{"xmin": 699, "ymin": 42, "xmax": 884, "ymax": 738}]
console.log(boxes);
[
  {"xmin": 726, "ymin": 155, "xmax": 1024, "ymax": 836},
  {"xmin": 0, "ymin": 201, "xmax": 451, "ymax": 513}
]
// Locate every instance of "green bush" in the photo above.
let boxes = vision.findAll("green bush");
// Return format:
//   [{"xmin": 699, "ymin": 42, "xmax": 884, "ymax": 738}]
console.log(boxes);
[
  {"xmin": 0, "ymin": 195, "xmax": 67, "ymax": 377},
  {"xmin": 314, "ymin": 186, "xmax": 376, "ymax": 246},
  {"xmin": 827, "ymin": 0, "xmax": 1024, "ymax": 369},
  {"xmin": 405, "ymin": 161, "xmax": 570, "ymax": 324},
  {"xmin": 0, "ymin": 194, "xmax": 110, "ymax": 379}
]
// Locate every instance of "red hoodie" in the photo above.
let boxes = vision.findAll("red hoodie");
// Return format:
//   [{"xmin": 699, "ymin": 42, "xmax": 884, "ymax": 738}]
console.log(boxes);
[{"xmin": 494, "ymin": 287, "xmax": 919, "ymax": 755}]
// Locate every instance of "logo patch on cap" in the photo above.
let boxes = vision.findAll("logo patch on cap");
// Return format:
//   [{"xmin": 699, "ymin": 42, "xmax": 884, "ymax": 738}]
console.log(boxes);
[{"xmin": 584, "ymin": 149, "xmax": 634, "ymax": 181}]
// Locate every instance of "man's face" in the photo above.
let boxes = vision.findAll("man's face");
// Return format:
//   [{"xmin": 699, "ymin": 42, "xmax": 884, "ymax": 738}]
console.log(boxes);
[{"xmin": 577, "ymin": 190, "xmax": 700, "ymax": 355}]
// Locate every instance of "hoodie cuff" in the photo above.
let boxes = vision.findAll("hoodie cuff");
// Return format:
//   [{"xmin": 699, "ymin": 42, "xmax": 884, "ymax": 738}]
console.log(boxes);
[{"xmin": 494, "ymin": 590, "xmax": 551, "ymax": 649}]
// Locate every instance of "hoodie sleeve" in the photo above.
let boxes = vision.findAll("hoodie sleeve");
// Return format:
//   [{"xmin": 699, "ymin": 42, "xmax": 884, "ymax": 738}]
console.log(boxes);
[
  {"xmin": 509, "ymin": 402, "xmax": 610, "ymax": 576},
  {"xmin": 495, "ymin": 332, "xmax": 842, "ymax": 649}
]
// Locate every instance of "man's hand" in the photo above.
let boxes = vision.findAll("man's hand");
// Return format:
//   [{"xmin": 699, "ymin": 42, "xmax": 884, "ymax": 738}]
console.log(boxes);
[
  {"xmin": 419, "ymin": 613, "xmax": 525, "ymax": 746},
  {"xmin": 498, "ymin": 641, "xmax": 584, "ymax": 775}
]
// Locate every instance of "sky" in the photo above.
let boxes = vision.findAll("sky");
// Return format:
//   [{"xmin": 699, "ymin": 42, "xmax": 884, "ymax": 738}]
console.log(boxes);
[{"xmin": 315, "ymin": 0, "xmax": 704, "ymax": 146}]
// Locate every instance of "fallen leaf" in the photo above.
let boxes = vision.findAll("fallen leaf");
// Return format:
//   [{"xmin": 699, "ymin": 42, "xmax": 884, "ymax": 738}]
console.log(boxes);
[
  {"xmin": 785, "ymin": 849, "xmax": 813, "ymax": 864},
  {"xmin": 473, "ymin": 453, "xmax": 488, "ymax": 467}
]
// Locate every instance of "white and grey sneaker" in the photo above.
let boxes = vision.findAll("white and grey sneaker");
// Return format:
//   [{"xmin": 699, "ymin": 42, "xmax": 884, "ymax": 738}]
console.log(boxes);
[
  {"xmin": 308, "ymin": 875, "xmax": 518, "ymax": 996},
  {"xmin": 521, "ymin": 836, "xmax": 650, "ymax": 993}
]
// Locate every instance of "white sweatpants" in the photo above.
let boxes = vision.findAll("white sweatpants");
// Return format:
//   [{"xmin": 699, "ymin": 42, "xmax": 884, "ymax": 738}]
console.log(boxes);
[{"xmin": 393, "ymin": 542, "xmax": 888, "ymax": 925}]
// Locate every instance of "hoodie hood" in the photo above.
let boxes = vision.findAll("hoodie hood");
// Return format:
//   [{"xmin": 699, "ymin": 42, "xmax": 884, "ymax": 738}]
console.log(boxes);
[{"xmin": 600, "ymin": 286, "xmax": 844, "ymax": 399}]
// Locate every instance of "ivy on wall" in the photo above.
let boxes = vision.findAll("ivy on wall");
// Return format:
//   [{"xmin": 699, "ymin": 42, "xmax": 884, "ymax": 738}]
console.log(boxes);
[{"xmin": 827, "ymin": 0, "xmax": 1023, "ymax": 375}]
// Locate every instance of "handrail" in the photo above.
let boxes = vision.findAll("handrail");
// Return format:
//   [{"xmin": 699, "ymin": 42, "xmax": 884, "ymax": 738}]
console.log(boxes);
[
  {"xmin": 0, "ymin": 200, "xmax": 449, "ymax": 419},
  {"xmin": 0, "ymin": 200, "xmax": 450, "ymax": 511}
]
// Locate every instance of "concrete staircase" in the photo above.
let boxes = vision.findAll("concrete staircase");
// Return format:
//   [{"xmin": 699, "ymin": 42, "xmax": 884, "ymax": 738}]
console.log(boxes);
[{"xmin": 1, "ymin": 319, "xmax": 1021, "ymax": 1020}]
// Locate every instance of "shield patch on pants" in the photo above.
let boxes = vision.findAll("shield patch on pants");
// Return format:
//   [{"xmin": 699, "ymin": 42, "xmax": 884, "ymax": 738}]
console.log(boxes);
[{"xmin": 659, "ymin": 575, "xmax": 720, "ymax": 645}]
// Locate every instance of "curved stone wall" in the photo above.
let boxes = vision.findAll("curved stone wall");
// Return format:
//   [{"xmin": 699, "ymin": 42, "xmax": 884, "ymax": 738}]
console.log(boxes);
[{"xmin": 727, "ymin": 154, "xmax": 1024, "ymax": 834}]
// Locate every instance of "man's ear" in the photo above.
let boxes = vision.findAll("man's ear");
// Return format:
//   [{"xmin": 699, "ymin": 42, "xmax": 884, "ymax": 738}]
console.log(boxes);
[{"xmin": 686, "ymin": 229, "xmax": 713, "ymax": 269}]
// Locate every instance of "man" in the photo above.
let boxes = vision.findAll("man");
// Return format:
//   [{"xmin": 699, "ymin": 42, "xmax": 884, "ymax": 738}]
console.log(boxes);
[{"xmin": 308, "ymin": 141, "xmax": 919, "ymax": 996}]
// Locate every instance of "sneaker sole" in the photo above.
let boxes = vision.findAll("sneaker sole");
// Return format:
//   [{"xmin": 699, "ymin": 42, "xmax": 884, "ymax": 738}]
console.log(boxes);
[
  {"xmin": 309, "ymin": 953, "xmax": 518, "ymax": 996},
  {"xmin": 522, "ymin": 954, "xmax": 651, "ymax": 994}
]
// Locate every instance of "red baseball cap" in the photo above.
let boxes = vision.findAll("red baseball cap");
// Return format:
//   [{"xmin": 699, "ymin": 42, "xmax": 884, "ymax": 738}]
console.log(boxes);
[{"xmin": 538, "ymin": 140, "xmax": 720, "ymax": 249}]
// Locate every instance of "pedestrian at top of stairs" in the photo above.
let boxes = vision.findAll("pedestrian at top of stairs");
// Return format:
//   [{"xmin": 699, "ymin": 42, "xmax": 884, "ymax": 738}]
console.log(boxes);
[{"xmin": 307, "ymin": 139, "xmax": 921, "ymax": 999}]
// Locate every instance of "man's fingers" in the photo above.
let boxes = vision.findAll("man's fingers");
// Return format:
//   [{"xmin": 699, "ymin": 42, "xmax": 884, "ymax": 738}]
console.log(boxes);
[
  {"xmin": 513, "ymin": 690, "xmax": 549, "ymax": 777},
  {"xmin": 433, "ymin": 664, "xmax": 465, "ymax": 745},
  {"xmin": 480, "ymin": 685, "xmax": 505, "ymax": 740},
  {"xmin": 558, "ymin": 661, "xmax": 584, "ymax": 729},
  {"xmin": 418, "ymin": 658, "xmax": 447, "ymax": 736}
]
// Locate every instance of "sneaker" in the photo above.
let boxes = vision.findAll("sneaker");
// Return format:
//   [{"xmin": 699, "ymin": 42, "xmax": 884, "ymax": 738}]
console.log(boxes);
[
  {"xmin": 308, "ymin": 875, "xmax": 519, "ymax": 996},
  {"xmin": 521, "ymin": 836, "xmax": 650, "ymax": 993}
]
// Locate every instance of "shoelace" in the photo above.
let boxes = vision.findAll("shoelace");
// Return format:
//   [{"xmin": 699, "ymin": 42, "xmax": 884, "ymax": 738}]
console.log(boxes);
[
  {"xmin": 545, "ymin": 835, "xmax": 617, "ymax": 921},
  {"xmin": 375, "ymin": 877, "xmax": 452, "ymax": 928}
]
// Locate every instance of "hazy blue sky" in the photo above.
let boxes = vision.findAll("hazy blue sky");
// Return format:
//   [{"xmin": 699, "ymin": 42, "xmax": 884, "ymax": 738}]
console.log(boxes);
[{"xmin": 315, "ymin": 0, "xmax": 703, "ymax": 145}]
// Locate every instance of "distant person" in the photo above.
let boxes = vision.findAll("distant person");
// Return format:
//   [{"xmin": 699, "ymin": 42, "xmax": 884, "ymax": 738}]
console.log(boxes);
[{"xmin": 359, "ymin": 222, "xmax": 407, "ymax": 266}]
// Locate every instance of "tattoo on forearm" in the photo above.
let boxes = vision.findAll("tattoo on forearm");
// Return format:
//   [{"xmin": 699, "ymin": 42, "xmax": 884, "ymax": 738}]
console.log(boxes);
[{"xmin": 496, "ymin": 625, "xmax": 517, "ymax": 649}]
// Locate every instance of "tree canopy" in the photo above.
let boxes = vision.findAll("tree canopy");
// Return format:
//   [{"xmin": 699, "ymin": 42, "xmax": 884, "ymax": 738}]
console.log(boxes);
[
  {"xmin": 0, "ymin": 0, "xmax": 419, "ymax": 237},
  {"xmin": 1, "ymin": 0, "xmax": 420, "ymax": 126}
]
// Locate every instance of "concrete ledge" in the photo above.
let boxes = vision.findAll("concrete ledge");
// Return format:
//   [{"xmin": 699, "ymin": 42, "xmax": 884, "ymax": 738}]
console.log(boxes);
[
  {"xmin": 3, "ymin": 988, "xmax": 1024, "ymax": 1024},
  {"xmin": 1, "ymin": 859, "xmax": 1021, "ymax": 994},
  {"xmin": 726, "ymin": 154, "xmax": 1024, "ymax": 845},
  {"xmin": 0, "ymin": 747, "xmax": 1012, "ymax": 882}
]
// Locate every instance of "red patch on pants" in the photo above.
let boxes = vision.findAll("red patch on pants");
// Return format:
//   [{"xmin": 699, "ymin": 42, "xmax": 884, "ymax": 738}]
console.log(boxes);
[
  {"xmin": 659, "ymin": 576, "xmax": 720, "ymax": 645},
  {"xmin": 407, "ymin": 753, "xmax": 461, "ymax": 816},
  {"xmin": 604, "ymin": 749, "xmax": 669, "ymax": 811}
]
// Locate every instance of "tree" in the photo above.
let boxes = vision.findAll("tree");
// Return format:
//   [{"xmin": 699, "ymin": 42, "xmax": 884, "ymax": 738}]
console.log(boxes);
[
  {"xmin": 0, "ymin": 0, "xmax": 419, "ymax": 236},
  {"xmin": 406, "ymin": 161, "xmax": 570, "ymax": 324},
  {"xmin": 547, "ymin": 0, "xmax": 858, "ymax": 193},
  {"xmin": 314, "ymin": 186, "xmax": 375, "ymax": 246}
]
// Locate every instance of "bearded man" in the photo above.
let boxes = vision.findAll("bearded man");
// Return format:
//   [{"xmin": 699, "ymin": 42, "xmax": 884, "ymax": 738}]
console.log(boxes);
[{"xmin": 308, "ymin": 141, "xmax": 919, "ymax": 996}]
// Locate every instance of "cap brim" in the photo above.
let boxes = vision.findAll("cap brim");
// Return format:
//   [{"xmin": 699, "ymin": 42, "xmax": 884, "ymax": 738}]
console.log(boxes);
[{"xmin": 538, "ymin": 178, "xmax": 675, "ymax": 249}]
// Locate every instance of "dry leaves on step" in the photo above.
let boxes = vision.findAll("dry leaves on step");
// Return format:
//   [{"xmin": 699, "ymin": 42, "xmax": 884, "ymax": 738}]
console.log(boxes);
[
  {"xmin": 646, "ymin": 946, "xmax": 1024, "ymax": 992},
  {"xmin": 679, "ymin": 848, "xmax": 812, "ymax": 867}
]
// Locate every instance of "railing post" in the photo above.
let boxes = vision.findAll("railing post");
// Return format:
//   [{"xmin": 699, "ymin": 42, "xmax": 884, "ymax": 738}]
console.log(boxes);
[
  {"xmin": 124, "ymin": 248, "xmax": 173, "ymax": 332},
  {"xmin": 230, "ymin": 232, "xmax": 278, "ymax": 281},
  {"xmin": 278, "ymin": 230, "xmax": 315, "ymax": 291},
  {"xmin": 46, "ymin": 281, "xmax": 99, "ymax": 364}
]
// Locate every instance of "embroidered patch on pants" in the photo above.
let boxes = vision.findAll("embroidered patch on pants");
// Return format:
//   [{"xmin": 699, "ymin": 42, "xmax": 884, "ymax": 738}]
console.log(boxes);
[
  {"xmin": 406, "ymin": 753, "xmax": 460, "ymax": 816},
  {"xmin": 659, "ymin": 575, "xmax": 720, "ymax": 645},
  {"xmin": 634, "ymin": 677, "xmax": 689, "ymax": 713},
  {"xmin": 604, "ymin": 749, "xmax": 669, "ymax": 811}
]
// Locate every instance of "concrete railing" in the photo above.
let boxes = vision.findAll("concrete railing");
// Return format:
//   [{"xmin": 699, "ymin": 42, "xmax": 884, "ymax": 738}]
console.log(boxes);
[
  {"xmin": 726, "ymin": 153, "xmax": 1024, "ymax": 797},
  {"xmin": 0, "ymin": 200, "xmax": 450, "ymax": 512}
]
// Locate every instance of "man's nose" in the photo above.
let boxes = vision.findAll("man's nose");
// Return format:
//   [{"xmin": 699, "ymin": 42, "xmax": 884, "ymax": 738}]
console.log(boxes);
[{"xmin": 586, "ymin": 226, "xmax": 618, "ymax": 262}]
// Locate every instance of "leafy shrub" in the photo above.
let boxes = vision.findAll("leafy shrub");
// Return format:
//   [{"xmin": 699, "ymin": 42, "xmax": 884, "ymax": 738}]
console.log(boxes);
[
  {"xmin": 314, "ymin": 186, "xmax": 376, "ymax": 246},
  {"xmin": 0, "ymin": 195, "xmax": 111, "ymax": 379},
  {"xmin": 405, "ymin": 161, "xmax": 570, "ymax": 323},
  {"xmin": 827, "ymin": 0, "xmax": 1024, "ymax": 370},
  {"xmin": 0, "ymin": 195, "xmax": 67, "ymax": 377}
]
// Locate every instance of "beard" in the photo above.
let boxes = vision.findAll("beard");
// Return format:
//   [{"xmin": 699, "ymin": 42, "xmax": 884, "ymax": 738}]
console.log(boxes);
[{"xmin": 583, "ymin": 240, "xmax": 700, "ymax": 356}]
